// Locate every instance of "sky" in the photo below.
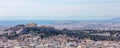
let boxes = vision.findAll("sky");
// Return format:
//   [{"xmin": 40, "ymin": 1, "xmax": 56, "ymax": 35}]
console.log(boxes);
[{"xmin": 0, "ymin": 0, "xmax": 120, "ymax": 20}]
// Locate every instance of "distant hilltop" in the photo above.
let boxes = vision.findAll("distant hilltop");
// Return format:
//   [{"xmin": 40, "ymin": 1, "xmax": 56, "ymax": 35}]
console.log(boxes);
[
  {"xmin": 25, "ymin": 23, "xmax": 37, "ymax": 27},
  {"xmin": 104, "ymin": 16, "xmax": 120, "ymax": 22},
  {"xmin": 14, "ymin": 23, "xmax": 53, "ymax": 28},
  {"xmin": 1, "ymin": 22, "xmax": 120, "ymax": 41}
]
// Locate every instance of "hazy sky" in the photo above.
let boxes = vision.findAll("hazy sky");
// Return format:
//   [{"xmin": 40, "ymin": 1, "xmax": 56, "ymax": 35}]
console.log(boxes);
[{"xmin": 0, "ymin": 0, "xmax": 120, "ymax": 20}]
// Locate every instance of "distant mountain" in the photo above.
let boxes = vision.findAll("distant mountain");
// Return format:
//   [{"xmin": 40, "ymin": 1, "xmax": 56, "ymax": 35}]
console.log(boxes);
[{"xmin": 104, "ymin": 16, "xmax": 120, "ymax": 22}]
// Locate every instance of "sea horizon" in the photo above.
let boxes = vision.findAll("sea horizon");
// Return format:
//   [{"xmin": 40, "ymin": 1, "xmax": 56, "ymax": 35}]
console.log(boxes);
[{"xmin": 0, "ymin": 20, "xmax": 105, "ymax": 26}]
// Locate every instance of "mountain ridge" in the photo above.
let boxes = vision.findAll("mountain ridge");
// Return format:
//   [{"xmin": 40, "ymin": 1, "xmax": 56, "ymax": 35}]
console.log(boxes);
[{"xmin": 104, "ymin": 16, "xmax": 120, "ymax": 22}]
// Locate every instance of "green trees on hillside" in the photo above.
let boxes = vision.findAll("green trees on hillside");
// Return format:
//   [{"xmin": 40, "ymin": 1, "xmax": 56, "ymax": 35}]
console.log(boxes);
[{"xmin": 3, "ymin": 27, "xmax": 120, "ymax": 41}]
